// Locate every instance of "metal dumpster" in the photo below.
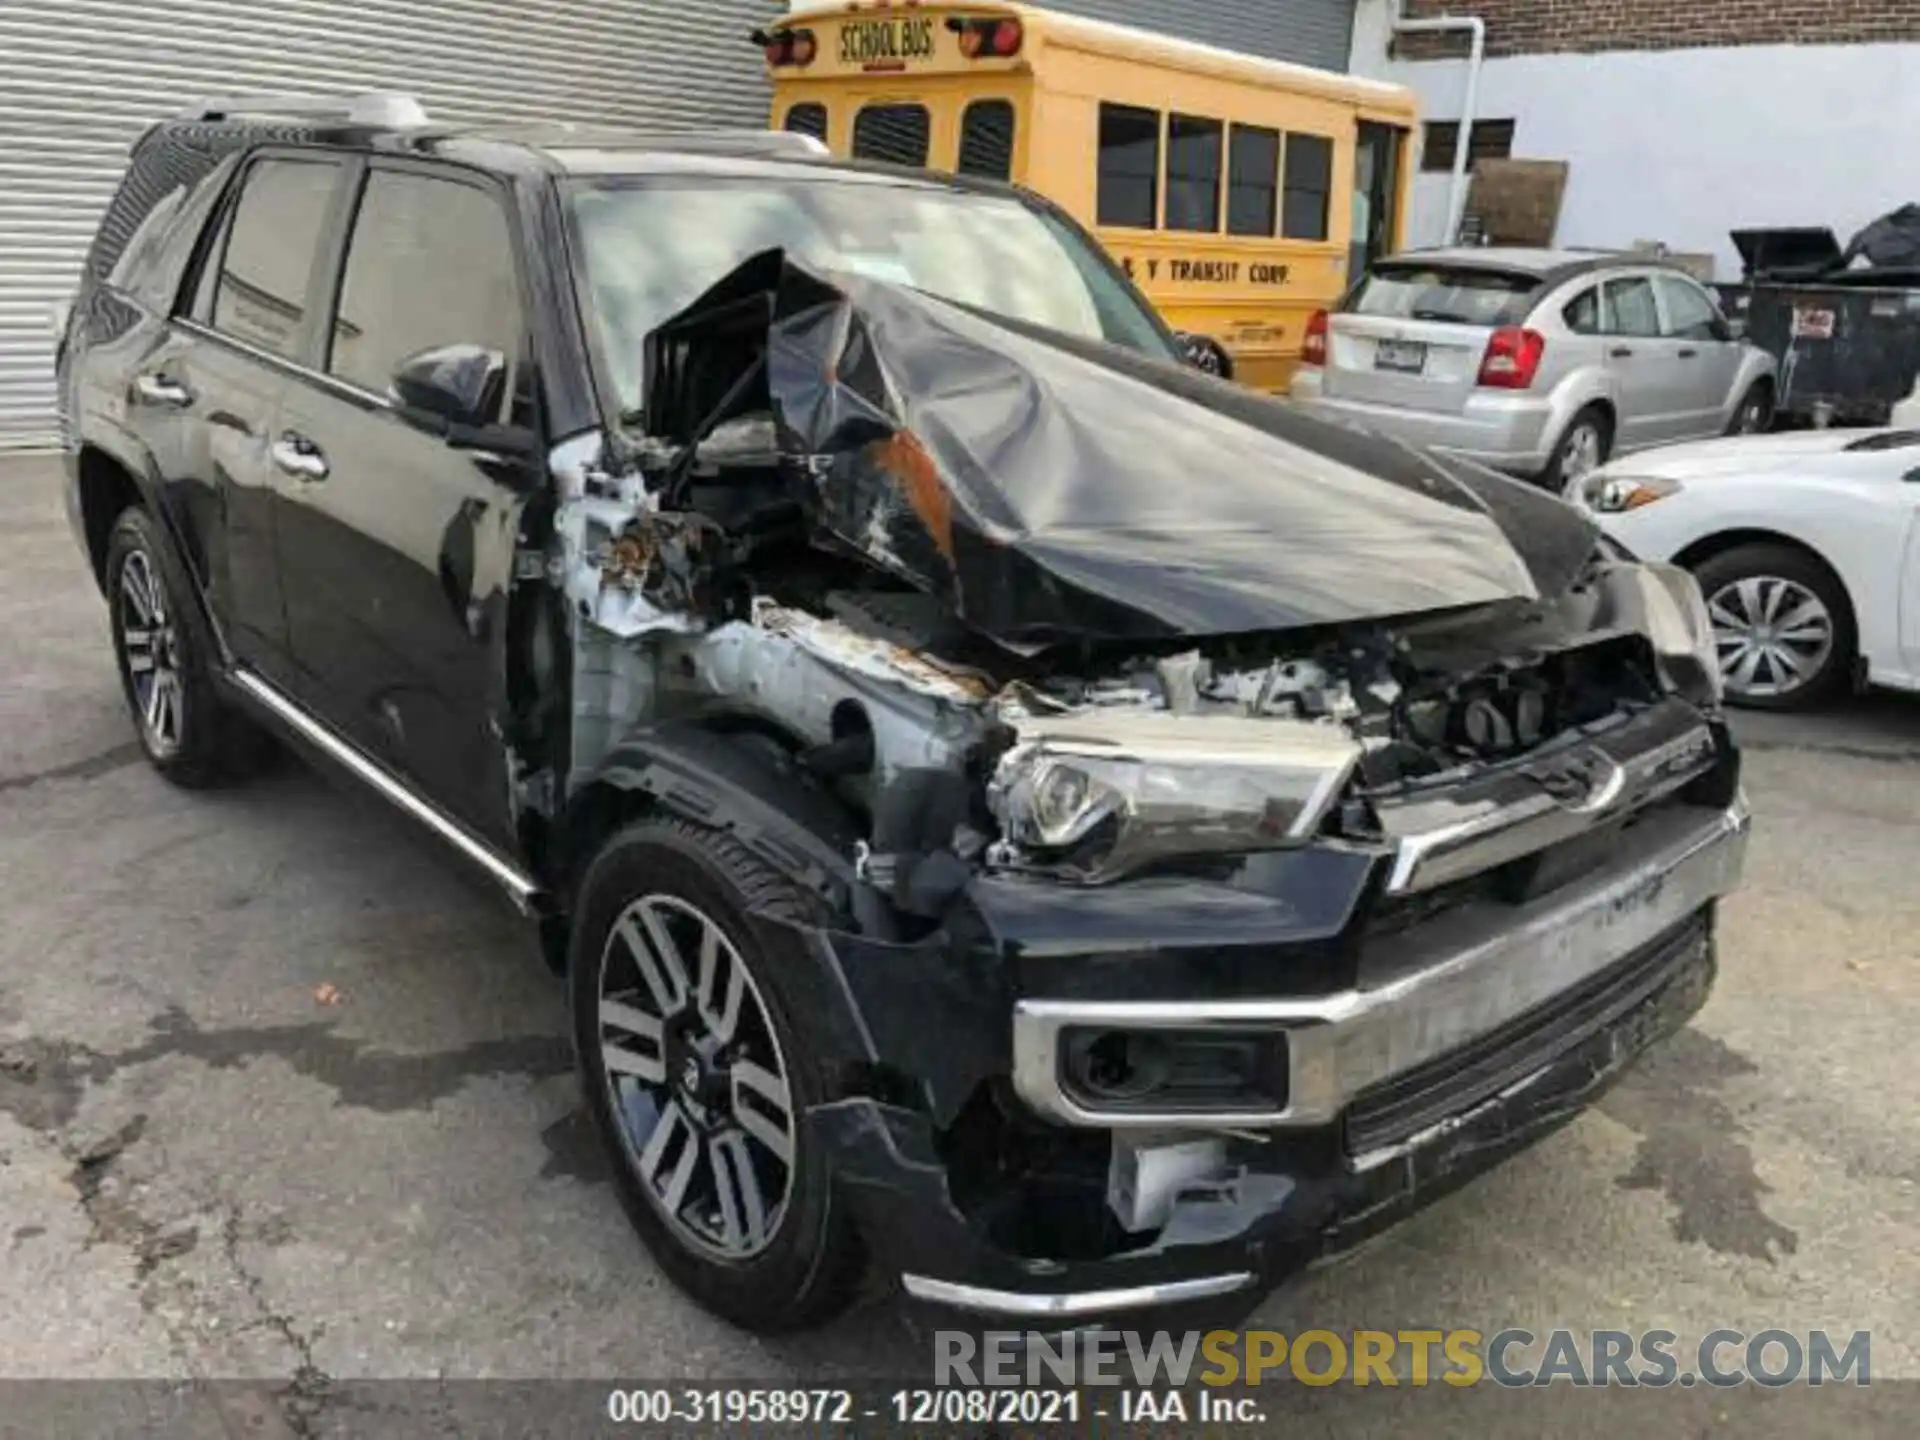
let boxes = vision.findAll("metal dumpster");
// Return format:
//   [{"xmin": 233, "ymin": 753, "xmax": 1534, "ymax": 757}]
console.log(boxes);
[{"xmin": 1717, "ymin": 221, "xmax": 1920, "ymax": 426}]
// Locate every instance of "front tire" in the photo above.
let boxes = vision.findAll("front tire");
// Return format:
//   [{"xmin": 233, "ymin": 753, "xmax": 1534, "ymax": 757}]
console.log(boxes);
[
  {"xmin": 569, "ymin": 815, "xmax": 863, "ymax": 1333},
  {"xmin": 1693, "ymin": 542, "xmax": 1854, "ymax": 710},
  {"xmin": 1540, "ymin": 405, "xmax": 1612, "ymax": 491},
  {"xmin": 104, "ymin": 508, "xmax": 262, "ymax": 787}
]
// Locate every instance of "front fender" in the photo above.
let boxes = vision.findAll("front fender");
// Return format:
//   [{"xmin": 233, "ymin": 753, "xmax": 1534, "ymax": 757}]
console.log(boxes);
[{"xmin": 581, "ymin": 718, "xmax": 867, "ymax": 917}]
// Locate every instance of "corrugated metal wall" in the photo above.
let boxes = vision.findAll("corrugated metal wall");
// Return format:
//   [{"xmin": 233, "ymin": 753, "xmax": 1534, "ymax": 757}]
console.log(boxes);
[
  {"xmin": 1046, "ymin": 0, "xmax": 1355, "ymax": 70},
  {"xmin": 0, "ymin": 0, "xmax": 1352, "ymax": 449},
  {"xmin": 0, "ymin": 0, "xmax": 782, "ymax": 449}
]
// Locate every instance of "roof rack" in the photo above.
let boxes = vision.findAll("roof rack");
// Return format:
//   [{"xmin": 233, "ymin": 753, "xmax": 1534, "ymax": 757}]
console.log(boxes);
[{"xmin": 180, "ymin": 92, "xmax": 429, "ymax": 128}]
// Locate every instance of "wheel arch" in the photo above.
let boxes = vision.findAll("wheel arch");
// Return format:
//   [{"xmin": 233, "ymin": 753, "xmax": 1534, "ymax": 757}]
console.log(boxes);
[
  {"xmin": 1671, "ymin": 528, "xmax": 1860, "ymax": 635},
  {"xmin": 75, "ymin": 443, "xmax": 147, "ymax": 588},
  {"xmin": 546, "ymin": 717, "xmax": 867, "ymax": 972}
]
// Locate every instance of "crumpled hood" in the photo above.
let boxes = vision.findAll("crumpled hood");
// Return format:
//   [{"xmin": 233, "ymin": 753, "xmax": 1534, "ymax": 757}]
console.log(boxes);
[{"xmin": 643, "ymin": 251, "xmax": 1599, "ymax": 646}]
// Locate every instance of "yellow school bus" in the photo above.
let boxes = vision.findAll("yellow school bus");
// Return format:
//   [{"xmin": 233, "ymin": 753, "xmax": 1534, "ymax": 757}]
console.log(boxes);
[{"xmin": 760, "ymin": 1, "xmax": 1417, "ymax": 391}]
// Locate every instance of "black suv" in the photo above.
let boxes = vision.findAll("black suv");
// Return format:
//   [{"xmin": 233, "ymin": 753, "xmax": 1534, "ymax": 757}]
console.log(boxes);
[{"xmin": 60, "ymin": 95, "xmax": 1749, "ymax": 1335}]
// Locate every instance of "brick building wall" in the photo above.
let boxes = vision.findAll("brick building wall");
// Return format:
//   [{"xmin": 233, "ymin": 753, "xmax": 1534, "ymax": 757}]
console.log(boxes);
[{"xmin": 1396, "ymin": 0, "xmax": 1920, "ymax": 59}]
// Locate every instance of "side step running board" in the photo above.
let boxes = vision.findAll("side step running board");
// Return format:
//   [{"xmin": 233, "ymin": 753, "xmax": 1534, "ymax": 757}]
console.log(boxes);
[{"xmin": 228, "ymin": 669, "xmax": 545, "ymax": 913}]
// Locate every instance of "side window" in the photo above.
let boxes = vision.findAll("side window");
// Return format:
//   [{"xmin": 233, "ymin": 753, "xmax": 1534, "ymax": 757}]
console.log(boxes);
[
  {"xmin": 1563, "ymin": 286, "xmax": 1604, "ymax": 335},
  {"xmin": 851, "ymin": 104, "xmax": 930, "ymax": 166},
  {"xmin": 958, "ymin": 99, "xmax": 1016, "ymax": 181},
  {"xmin": 1096, "ymin": 103, "xmax": 1159, "ymax": 228},
  {"xmin": 1165, "ymin": 114, "xmax": 1223, "ymax": 232},
  {"xmin": 1604, "ymin": 276, "xmax": 1661, "ymax": 338},
  {"xmin": 1281, "ymin": 133, "xmax": 1333, "ymax": 241},
  {"xmin": 1227, "ymin": 125, "xmax": 1279, "ymax": 237},
  {"xmin": 209, "ymin": 158, "xmax": 342, "ymax": 359},
  {"xmin": 783, "ymin": 103, "xmax": 828, "ymax": 141},
  {"xmin": 326, "ymin": 169, "xmax": 520, "ymax": 416},
  {"xmin": 1656, "ymin": 275, "xmax": 1723, "ymax": 340}
]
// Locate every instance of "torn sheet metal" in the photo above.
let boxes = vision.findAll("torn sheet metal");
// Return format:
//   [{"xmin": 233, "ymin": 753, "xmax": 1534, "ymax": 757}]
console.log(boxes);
[{"xmin": 643, "ymin": 249, "xmax": 1600, "ymax": 648}]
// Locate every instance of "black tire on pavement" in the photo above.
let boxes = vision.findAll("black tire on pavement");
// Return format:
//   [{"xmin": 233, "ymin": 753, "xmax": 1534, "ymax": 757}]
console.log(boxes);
[
  {"xmin": 569, "ymin": 814, "xmax": 864, "ymax": 1333},
  {"xmin": 1691, "ymin": 542, "xmax": 1855, "ymax": 711},
  {"xmin": 1538, "ymin": 404, "xmax": 1614, "ymax": 492},
  {"xmin": 104, "ymin": 507, "xmax": 268, "ymax": 788}
]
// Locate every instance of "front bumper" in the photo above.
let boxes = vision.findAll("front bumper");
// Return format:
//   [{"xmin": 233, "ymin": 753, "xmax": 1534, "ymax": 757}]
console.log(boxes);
[
  {"xmin": 816, "ymin": 796, "xmax": 1748, "ymax": 1325},
  {"xmin": 1011, "ymin": 796, "xmax": 1745, "ymax": 1138}
]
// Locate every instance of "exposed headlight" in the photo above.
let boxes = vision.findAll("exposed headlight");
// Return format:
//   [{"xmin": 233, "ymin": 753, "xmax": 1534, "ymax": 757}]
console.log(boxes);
[
  {"xmin": 986, "ymin": 712, "xmax": 1361, "ymax": 884},
  {"xmin": 1570, "ymin": 473, "xmax": 1683, "ymax": 513},
  {"xmin": 1640, "ymin": 560, "xmax": 1723, "ymax": 705}
]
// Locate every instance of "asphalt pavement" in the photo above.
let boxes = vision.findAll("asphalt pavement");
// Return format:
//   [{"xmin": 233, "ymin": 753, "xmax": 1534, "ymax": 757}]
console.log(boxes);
[{"xmin": 2, "ymin": 453, "xmax": 1916, "ymax": 1430}]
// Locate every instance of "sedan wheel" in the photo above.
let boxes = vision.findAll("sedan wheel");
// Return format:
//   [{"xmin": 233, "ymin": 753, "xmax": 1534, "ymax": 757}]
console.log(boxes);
[
  {"xmin": 597, "ymin": 894, "xmax": 796, "ymax": 1261},
  {"xmin": 1706, "ymin": 574, "xmax": 1834, "ymax": 701},
  {"xmin": 1561, "ymin": 420, "xmax": 1604, "ymax": 482}
]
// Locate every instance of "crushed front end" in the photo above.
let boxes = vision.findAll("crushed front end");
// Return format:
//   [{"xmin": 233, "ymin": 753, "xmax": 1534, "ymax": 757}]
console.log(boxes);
[{"xmin": 546, "ymin": 251, "xmax": 1750, "ymax": 1326}]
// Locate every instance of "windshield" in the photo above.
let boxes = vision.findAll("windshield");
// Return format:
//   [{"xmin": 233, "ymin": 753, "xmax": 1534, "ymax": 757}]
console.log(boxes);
[
  {"xmin": 1348, "ymin": 264, "xmax": 1540, "ymax": 326},
  {"xmin": 567, "ymin": 175, "xmax": 1176, "ymax": 414}
]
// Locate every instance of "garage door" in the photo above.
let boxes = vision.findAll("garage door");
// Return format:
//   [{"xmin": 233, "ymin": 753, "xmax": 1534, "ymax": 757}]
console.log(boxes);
[
  {"xmin": 1048, "ymin": 0, "xmax": 1355, "ymax": 71},
  {"xmin": 0, "ymin": 0, "xmax": 782, "ymax": 450}
]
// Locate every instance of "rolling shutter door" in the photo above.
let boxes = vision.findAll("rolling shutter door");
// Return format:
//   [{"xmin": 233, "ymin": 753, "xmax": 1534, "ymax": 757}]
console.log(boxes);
[
  {"xmin": 1046, "ymin": 0, "xmax": 1356, "ymax": 71},
  {"xmin": 0, "ymin": 0, "xmax": 781, "ymax": 449}
]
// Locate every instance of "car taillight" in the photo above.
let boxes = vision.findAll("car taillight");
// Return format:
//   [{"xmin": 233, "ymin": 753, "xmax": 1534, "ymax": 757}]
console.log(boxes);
[
  {"xmin": 1302, "ymin": 309, "xmax": 1328, "ymax": 367},
  {"xmin": 1477, "ymin": 326, "xmax": 1546, "ymax": 389},
  {"xmin": 948, "ymin": 15, "xmax": 1024, "ymax": 58}
]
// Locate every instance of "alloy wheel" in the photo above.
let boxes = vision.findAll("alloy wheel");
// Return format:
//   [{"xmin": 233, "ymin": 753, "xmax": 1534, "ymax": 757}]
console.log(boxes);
[
  {"xmin": 1561, "ymin": 422, "xmax": 1603, "ymax": 483},
  {"xmin": 118, "ymin": 548, "xmax": 184, "ymax": 757},
  {"xmin": 1707, "ymin": 574, "xmax": 1834, "ymax": 699},
  {"xmin": 596, "ymin": 895, "xmax": 796, "ymax": 1261},
  {"xmin": 1738, "ymin": 393, "xmax": 1770, "ymax": 433}
]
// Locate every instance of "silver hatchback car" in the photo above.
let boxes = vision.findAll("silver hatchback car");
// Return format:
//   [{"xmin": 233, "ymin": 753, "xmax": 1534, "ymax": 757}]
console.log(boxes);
[{"xmin": 1289, "ymin": 248, "xmax": 1778, "ymax": 486}]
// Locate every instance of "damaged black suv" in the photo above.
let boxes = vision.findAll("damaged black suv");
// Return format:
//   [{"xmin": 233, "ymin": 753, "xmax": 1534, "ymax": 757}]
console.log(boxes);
[{"xmin": 60, "ymin": 96, "xmax": 1748, "ymax": 1334}]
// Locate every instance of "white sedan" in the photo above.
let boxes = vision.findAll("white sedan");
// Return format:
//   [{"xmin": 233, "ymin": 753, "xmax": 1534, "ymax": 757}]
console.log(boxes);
[{"xmin": 1564, "ymin": 429, "xmax": 1920, "ymax": 709}]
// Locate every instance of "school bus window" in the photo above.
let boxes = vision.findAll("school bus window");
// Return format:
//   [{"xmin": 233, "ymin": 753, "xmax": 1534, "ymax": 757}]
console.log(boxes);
[
  {"xmin": 1096, "ymin": 103, "xmax": 1159, "ymax": 229},
  {"xmin": 1227, "ymin": 124, "xmax": 1279, "ymax": 237},
  {"xmin": 1282, "ymin": 132, "xmax": 1333, "ymax": 242},
  {"xmin": 852, "ymin": 103, "xmax": 931, "ymax": 166},
  {"xmin": 1165, "ymin": 114, "xmax": 1223, "ymax": 233},
  {"xmin": 958, "ymin": 99, "xmax": 1015, "ymax": 181},
  {"xmin": 783, "ymin": 102, "xmax": 827, "ymax": 141}
]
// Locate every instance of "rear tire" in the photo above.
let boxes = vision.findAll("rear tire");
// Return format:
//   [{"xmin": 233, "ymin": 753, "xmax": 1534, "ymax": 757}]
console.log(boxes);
[
  {"xmin": 1539, "ymin": 405, "xmax": 1613, "ymax": 492},
  {"xmin": 1725, "ymin": 379, "xmax": 1775, "ymax": 436},
  {"xmin": 569, "ymin": 815, "xmax": 863, "ymax": 1333},
  {"xmin": 104, "ymin": 508, "xmax": 268, "ymax": 788},
  {"xmin": 1692, "ymin": 542, "xmax": 1853, "ymax": 710}
]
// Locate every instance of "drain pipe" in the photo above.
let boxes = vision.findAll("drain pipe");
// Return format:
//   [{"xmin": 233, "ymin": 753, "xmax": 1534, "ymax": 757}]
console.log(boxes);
[{"xmin": 1389, "ymin": 3, "xmax": 1485, "ymax": 244}]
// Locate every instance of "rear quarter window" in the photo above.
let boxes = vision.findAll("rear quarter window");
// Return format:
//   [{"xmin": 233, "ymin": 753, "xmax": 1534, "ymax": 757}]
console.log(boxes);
[{"xmin": 1348, "ymin": 265, "xmax": 1539, "ymax": 326}]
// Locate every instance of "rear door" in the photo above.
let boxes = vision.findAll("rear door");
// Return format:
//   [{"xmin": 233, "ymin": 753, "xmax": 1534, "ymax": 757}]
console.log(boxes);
[
  {"xmin": 1598, "ymin": 273, "xmax": 1680, "ymax": 449},
  {"xmin": 1655, "ymin": 273, "xmax": 1741, "ymax": 437},
  {"xmin": 167, "ymin": 153, "xmax": 348, "ymax": 685},
  {"xmin": 1321, "ymin": 262, "xmax": 1537, "ymax": 413},
  {"xmin": 273, "ymin": 160, "xmax": 537, "ymax": 845}
]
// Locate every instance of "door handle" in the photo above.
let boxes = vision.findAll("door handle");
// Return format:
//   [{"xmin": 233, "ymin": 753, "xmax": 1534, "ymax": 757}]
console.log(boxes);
[
  {"xmin": 132, "ymin": 372, "xmax": 193, "ymax": 408},
  {"xmin": 1678, "ymin": 347, "xmax": 1699, "ymax": 359},
  {"xmin": 1609, "ymin": 346, "xmax": 1634, "ymax": 358},
  {"xmin": 270, "ymin": 433, "xmax": 329, "ymax": 482}
]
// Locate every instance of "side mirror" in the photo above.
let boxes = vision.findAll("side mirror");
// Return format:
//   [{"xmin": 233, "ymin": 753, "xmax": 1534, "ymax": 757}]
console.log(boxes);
[
  {"xmin": 1175, "ymin": 331, "xmax": 1234, "ymax": 381},
  {"xmin": 1721, "ymin": 316, "xmax": 1748, "ymax": 342},
  {"xmin": 390, "ymin": 343, "xmax": 507, "ymax": 432}
]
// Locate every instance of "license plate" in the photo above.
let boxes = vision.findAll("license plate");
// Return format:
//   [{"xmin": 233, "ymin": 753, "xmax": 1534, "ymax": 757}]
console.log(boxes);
[
  {"xmin": 838, "ymin": 16, "xmax": 937, "ymax": 69},
  {"xmin": 1375, "ymin": 339, "xmax": 1427, "ymax": 373},
  {"xmin": 1791, "ymin": 306, "xmax": 1835, "ymax": 339}
]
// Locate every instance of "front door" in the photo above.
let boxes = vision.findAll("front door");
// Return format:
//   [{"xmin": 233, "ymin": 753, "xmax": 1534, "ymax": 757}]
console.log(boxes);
[
  {"xmin": 274, "ymin": 161, "xmax": 536, "ymax": 847},
  {"xmin": 1350, "ymin": 122, "xmax": 1405, "ymax": 282},
  {"xmin": 1655, "ymin": 273, "xmax": 1742, "ymax": 438}
]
